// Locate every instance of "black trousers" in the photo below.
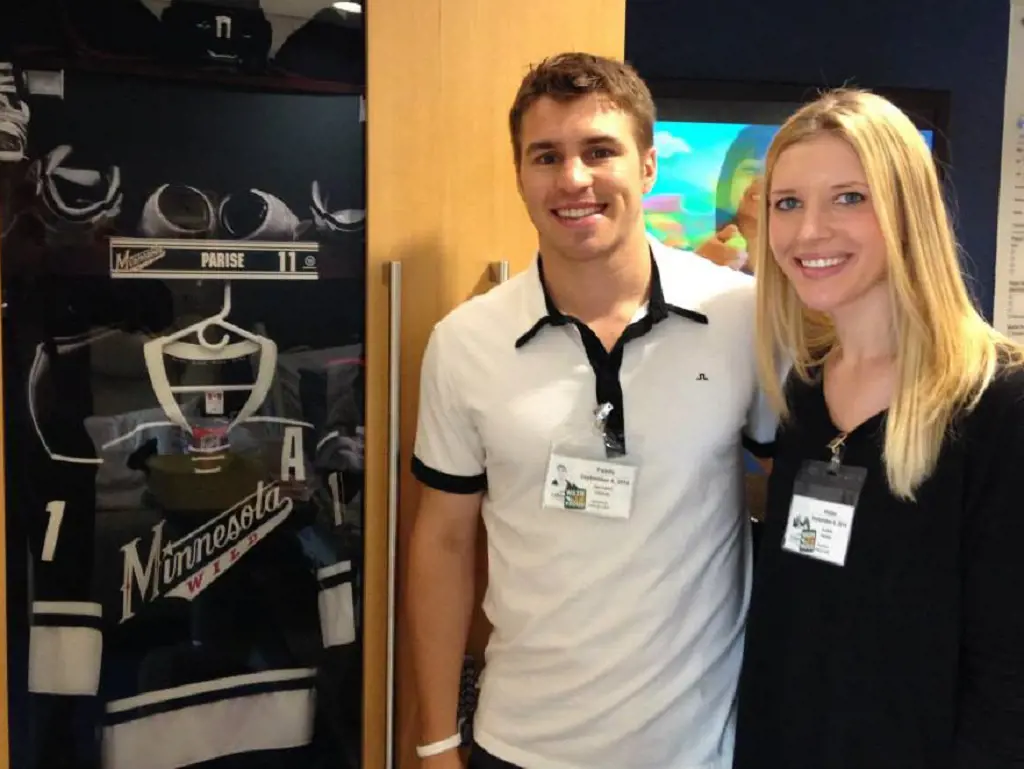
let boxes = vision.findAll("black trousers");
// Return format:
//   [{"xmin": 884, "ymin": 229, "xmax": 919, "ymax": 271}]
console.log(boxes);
[{"xmin": 467, "ymin": 742, "xmax": 523, "ymax": 769}]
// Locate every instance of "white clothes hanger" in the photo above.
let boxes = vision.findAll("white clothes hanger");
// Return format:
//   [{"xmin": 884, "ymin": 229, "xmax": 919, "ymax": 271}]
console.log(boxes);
[{"xmin": 142, "ymin": 281, "xmax": 277, "ymax": 432}]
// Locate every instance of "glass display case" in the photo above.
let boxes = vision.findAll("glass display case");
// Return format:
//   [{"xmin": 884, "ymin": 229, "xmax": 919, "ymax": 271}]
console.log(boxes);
[{"xmin": 0, "ymin": 3, "xmax": 370, "ymax": 766}]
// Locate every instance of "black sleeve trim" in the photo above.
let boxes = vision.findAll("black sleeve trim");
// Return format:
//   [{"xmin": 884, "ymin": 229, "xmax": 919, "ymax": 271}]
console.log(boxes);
[
  {"xmin": 742, "ymin": 434, "xmax": 775, "ymax": 459},
  {"xmin": 411, "ymin": 456, "xmax": 487, "ymax": 494}
]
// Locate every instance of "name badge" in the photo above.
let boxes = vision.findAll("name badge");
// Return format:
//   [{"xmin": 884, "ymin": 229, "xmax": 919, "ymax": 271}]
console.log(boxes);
[
  {"xmin": 542, "ymin": 452, "xmax": 637, "ymax": 520},
  {"xmin": 782, "ymin": 459, "xmax": 867, "ymax": 567}
]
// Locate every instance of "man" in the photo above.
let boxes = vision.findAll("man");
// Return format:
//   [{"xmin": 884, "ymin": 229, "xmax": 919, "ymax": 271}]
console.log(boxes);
[{"xmin": 405, "ymin": 52, "xmax": 776, "ymax": 769}]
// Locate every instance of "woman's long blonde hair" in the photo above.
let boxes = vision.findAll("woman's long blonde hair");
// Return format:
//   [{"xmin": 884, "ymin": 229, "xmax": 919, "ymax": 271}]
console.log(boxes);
[{"xmin": 754, "ymin": 88, "xmax": 1022, "ymax": 500}]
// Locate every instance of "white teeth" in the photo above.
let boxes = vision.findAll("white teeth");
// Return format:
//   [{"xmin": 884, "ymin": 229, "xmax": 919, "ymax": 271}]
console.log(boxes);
[
  {"xmin": 801, "ymin": 256, "xmax": 847, "ymax": 268},
  {"xmin": 557, "ymin": 206, "xmax": 602, "ymax": 219}
]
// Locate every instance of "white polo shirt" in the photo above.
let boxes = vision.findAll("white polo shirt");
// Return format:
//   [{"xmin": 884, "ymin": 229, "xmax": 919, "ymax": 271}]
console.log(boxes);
[{"xmin": 411, "ymin": 234, "xmax": 776, "ymax": 769}]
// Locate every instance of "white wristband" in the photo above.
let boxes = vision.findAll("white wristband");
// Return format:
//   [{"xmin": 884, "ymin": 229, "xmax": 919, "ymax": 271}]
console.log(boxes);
[{"xmin": 415, "ymin": 732, "xmax": 462, "ymax": 758}]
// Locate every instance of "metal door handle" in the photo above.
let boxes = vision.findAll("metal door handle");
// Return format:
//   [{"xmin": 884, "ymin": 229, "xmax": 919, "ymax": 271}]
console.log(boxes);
[{"xmin": 385, "ymin": 260, "xmax": 402, "ymax": 769}]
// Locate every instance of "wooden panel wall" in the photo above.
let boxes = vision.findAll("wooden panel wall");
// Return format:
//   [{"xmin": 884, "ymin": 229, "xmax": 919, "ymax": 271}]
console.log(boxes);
[{"xmin": 364, "ymin": 2, "xmax": 625, "ymax": 767}]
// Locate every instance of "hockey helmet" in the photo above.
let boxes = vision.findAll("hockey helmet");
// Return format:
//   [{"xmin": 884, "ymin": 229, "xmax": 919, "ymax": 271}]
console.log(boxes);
[
  {"xmin": 27, "ymin": 144, "xmax": 123, "ymax": 243},
  {"xmin": 310, "ymin": 180, "xmax": 365, "ymax": 235}
]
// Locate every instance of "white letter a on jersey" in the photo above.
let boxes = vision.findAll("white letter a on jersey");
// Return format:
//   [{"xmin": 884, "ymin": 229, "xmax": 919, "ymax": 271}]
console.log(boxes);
[{"xmin": 281, "ymin": 426, "xmax": 306, "ymax": 482}]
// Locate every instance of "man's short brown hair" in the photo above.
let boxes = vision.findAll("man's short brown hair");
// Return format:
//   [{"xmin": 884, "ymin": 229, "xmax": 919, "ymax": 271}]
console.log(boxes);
[{"xmin": 508, "ymin": 52, "xmax": 656, "ymax": 167}]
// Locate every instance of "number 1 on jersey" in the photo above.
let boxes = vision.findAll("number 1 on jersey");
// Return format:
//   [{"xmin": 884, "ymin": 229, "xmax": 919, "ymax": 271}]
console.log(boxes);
[
  {"xmin": 328, "ymin": 472, "xmax": 344, "ymax": 526},
  {"xmin": 42, "ymin": 500, "xmax": 66, "ymax": 562}
]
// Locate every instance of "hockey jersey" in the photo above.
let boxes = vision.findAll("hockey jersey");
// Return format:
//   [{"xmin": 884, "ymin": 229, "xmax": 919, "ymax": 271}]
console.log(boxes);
[{"xmin": 13, "ymin": 281, "xmax": 365, "ymax": 769}]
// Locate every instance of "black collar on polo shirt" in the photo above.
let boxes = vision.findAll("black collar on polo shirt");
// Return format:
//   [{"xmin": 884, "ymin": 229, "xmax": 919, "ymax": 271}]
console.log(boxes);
[
  {"xmin": 513, "ymin": 245, "xmax": 709, "ymax": 459},
  {"xmin": 514, "ymin": 245, "xmax": 708, "ymax": 349}
]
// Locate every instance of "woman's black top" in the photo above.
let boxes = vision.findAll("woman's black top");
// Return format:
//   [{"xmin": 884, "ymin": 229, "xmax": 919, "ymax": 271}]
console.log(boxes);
[{"xmin": 733, "ymin": 366, "xmax": 1024, "ymax": 769}]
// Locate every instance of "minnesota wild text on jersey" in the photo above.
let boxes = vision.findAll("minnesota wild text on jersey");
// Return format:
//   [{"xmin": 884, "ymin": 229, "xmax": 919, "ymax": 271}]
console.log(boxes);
[{"xmin": 18, "ymin": 273, "xmax": 365, "ymax": 769}]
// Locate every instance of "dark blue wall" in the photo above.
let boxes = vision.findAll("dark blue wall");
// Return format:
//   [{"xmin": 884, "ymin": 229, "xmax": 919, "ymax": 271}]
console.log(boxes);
[{"xmin": 626, "ymin": 0, "xmax": 1010, "ymax": 318}]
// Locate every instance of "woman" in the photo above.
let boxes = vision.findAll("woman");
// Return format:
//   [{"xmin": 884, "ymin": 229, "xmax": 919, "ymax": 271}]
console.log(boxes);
[{"xmin": 733, "ymin": 88, "xmax": 1024, "ymax": 768}]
